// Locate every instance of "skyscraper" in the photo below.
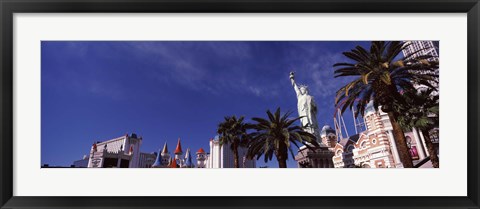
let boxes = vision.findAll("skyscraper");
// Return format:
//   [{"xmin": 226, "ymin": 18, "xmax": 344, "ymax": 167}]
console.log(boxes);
[
  {"xmin": 402, "ymin": 41, "xmax": 440, "ymax": 94},
  {"xmin": 206, "ymin": 136, "xmax": 256, "ymax": 168},
  {"xmin": 402, "ymin": 41, "xmax": 439, "ymax": 61}
]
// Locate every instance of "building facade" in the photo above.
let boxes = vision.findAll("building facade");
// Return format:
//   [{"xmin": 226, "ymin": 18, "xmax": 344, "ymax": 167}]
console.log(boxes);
[
  {"xmin": 402, "ymin": 40, "xmax": 440, "ymax": 161},
  {"xmin": 205, "ymin": 136, "xmax": 256, "ymax": 168},
  {"xmin": 294, "ymin": 125, "xmax": 336, "ymax": 168},
  {"xmin": 332, "ymin": 101, "xmax": 433, "ymax": 168},
  {"xmin": 87, "ymin": 133, "xmax": 142, "ymax": 168},
  {"xmin": 330, "ymin": 42, "xmax": 440, "ymax": 168},
  {"xmin": 402, "ymin": 41, "xmax": 440, "ymax": 95},
  {"xmin": 402, "ymin": 41, "xmax": 439, "ymax": 61},
  {"xmin": 149, "ymin": 138, "xmax": 196, "ymax": 168},
  {"xmin": 82, "ymin": 132, "xmax": 260, "ymax": 169},
  {"xmin": 333, "ymin": 103, "xmax": 397, "ymax": 168},
  {"xmin": 85, "ymin": 133, "xmax": 201, "ymax": 168},
  {"xmin": 139, "ymin": 152, "xmax": 156, "ymax": 168}
]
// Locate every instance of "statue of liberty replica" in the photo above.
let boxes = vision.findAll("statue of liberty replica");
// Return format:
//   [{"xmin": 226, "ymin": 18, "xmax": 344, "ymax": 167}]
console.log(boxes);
[
  {"xmin": 290, "ymin": 71, "xmax": 335, "ymax": 168},
  {"xmin": 289, "ymin": 71, "xmax": 321, "ymax": 142}
]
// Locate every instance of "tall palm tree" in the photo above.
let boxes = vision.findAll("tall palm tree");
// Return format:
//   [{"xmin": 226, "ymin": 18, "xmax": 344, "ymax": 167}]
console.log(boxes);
[
  {"xmin": 217, "ymin": 116, "xmax": 249, "ymax": 168},
  {"xmin": 334, "ymin": 41, "xmax": 438, "ymax": 168},
  {"xmin": 395, "ymin": 89, "xmax": 440, "ymax": 168},
  {"xmin": 247, "ymin": 108, "xmax": 319, "ymax": 168}
]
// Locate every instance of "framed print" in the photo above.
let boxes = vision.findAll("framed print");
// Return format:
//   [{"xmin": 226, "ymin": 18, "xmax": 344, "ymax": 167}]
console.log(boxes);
[{"xmin": 1, "ymin": 0, "xmax": 479, "ymax": 208}]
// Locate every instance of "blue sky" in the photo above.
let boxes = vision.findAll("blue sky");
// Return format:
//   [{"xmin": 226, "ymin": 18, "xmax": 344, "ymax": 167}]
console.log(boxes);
[{"xmin": 41, "ymin": 41, "xmax": 371, "ymax": 168}]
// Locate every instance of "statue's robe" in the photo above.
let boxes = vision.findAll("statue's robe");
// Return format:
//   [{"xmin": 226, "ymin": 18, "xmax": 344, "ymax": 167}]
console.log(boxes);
[{"xmin": 297, "ymin": 94, "xmax": 319, "ymax": 135}]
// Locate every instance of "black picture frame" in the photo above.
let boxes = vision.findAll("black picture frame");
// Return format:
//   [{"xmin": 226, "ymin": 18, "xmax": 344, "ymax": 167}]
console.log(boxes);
[{"xmin": 1, "ymin": 0, "xmax": 479, "ymax": 208}]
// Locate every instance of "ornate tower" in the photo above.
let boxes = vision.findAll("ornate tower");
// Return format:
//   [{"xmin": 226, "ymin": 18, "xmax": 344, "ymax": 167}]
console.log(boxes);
[
  {"xmin": 174, "ymin": 138, "xmax": 184, "ymax": 167},
  {"xmin": 125, "ymin": 133, "xmax": 142, "ymax": 168},
  {"xmin": 169, "ymin": 157, "xmax": 178, "ymax": 168},
  {"xmin": 87, "ymin": 143, "xmax": 100, "ymax": 168},
  {"xmin": 152, "ymin": 149, "xmax": 163, "ymax": 168},
  {"xmin": 363, "ymin": 101, "xmax": 385, "ymax": 133},
  {"xmin": 196, "ymin": 148, "xmax": 206, "ymax": 168},
  {"xmin": 160, "ymin": 142, "xmax": 170, "ymax": 165},
  {"xmin": 183, "ymin": 148, "xmax": 194, "ymax": 168},
  {"xmin": 320, "ymin": 125, "xmax": 337, "ymax": 148},
  {"xmin": 361, "ymin": 100, "xmax": 398, "ymax": 168}
]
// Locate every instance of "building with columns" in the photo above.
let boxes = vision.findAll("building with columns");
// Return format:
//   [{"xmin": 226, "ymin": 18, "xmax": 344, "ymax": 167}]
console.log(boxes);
[
  {"xmin": 87, "ymin": 133, "xmax": 143, "ymax": 168},
  {"xmin": 205, "ymin": 136, "xmax": 256, "ymax": 168},
  {"xmin": 294, "ymin": 126, "xmax": 336, "ymax": 168},
  {"xmin": 332, "ymin": 101, "xmax": 433, "ymax": 168},
  {"xmin": 333, "ymin": 102, "xmax": 396, "ymax": 168},
  {"xmin": 376, "ymin": 104, "xmax": 433, "ymax": 166}
]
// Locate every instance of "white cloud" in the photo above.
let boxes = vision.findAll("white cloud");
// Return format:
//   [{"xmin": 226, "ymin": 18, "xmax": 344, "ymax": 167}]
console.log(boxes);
[
  {"xmin": 122, "ymin": 42, "xmax": 289, "ymax": 99},
  {"xmin": 248, "ymin": 86, "xmax": 262, "ymax": 96}
]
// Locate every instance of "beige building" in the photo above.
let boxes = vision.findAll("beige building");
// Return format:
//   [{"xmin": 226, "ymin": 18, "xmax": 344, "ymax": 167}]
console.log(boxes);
[
  {"xmin": 87, "ymin": 133, "xmax": 143, "ymax": 168},
  {"xmin": 294, "ymin": 125, "xmax": 336, "ymax": 168},
  {"xmin": 205, "ymin": 136, "xmax": 256, "ymax": 168},
  {"xmin": 332, "ymin": 101, "xmax": 432, "ymax": 168}
]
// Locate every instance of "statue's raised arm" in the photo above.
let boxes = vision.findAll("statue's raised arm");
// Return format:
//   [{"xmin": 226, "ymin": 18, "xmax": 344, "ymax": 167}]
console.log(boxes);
[
  {"xmin": 288, "ymin": 71, "xmax": 321, "ymax": 142},
  {"xmin": 290, "ymin": 72, "xmax": 301, "ymax": 97}
]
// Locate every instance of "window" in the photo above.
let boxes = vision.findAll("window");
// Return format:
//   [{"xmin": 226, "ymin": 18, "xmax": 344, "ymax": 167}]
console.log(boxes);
[
  {"xmin": 406, "ymin": 136, "xmax": 412, "ymax": 146},
  {"xmin": 347, "ymin": 145, "xmax": 354, "ymax": 153},
  {"xmin": 361, "ymin": 141, "xmax": 367, "ymax": 148},
  {"xmin": 429, "ymin": 129, "xmax": 439, "ymax": 143},
  {"xmin": 336, "ymin": 150, "xmax": 343, "ymax": 155}
]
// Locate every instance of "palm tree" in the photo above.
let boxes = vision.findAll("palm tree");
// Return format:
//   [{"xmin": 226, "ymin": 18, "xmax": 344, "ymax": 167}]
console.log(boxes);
[
  {"xmin": 247, "ymin": 108, "xmax": 319, "ymax": 168},
  {"xmin": 217, "ymin": 115, "xmax": 249, "ymax": 168},
  {"xmin": 395, "ymin": 89, "xmax": 439, "ymax": 168},
  {"xmin": 333, "ymin": 41, "xmax": 438, "ymax": 168}
]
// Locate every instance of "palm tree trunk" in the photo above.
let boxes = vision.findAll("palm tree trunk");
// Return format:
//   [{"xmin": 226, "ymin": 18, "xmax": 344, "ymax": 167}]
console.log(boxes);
[
  {"xmin": 421, "ymin": 130, "xmax": 439, "ymax": 168},
  {"xmin": 387, "ymin": 112, "xmax": 414, "ymax": 168},
  {"xmin": 278, "ymin": 158, "xmax": 287, "ymax": 168},
  {"xmin": 276, "ymin": 154, "xmax": 287, "ymax": 168},
  {"xmin": 276, "ymin": 143, "xmax": 288, "ymax": 168},
  {"xmin": 233, "ymin": 144, "xmax": 239, "ymax": 168}
]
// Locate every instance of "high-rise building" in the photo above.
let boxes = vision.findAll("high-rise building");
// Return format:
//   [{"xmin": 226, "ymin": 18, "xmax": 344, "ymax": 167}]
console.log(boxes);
[
  {"xmin": 402, "ymin": 41, "xmax": 439, "ymax": 61},
  {"xmin": 206, "ymin": 136, "xmax": 256, "ymax": 168},
  {"xmin": 402, "ymin": 41, "xmax": 440, "ymax": 94}
]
